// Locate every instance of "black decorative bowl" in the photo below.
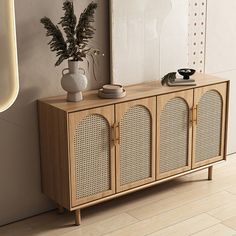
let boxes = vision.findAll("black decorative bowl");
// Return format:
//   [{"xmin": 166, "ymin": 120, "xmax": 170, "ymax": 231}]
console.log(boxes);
[{"xmin": 178, "ymin": 68, "xmax": 196, "ymax": 80}]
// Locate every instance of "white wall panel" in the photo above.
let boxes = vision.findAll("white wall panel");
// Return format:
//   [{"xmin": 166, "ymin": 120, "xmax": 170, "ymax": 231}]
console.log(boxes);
[
  {"xmin": 205, "ymin": 0, "xmax": 236, "ymax": 153},
  {"xmin": 160, "ymin": 0, "xmax": 189, "ymax": 76},
  {"xmin": 206, "ymin": 0, "xmax": 236, "ymax": 73},
  {"xmin": 111, "ymin": 0, "xmax": 172, "ymax": 85}
]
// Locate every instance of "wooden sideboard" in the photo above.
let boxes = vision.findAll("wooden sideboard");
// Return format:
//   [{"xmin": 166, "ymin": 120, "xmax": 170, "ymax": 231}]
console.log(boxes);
[{"xmin": 38, "ymin": 73, "xmax": 230, "ymax": 225}]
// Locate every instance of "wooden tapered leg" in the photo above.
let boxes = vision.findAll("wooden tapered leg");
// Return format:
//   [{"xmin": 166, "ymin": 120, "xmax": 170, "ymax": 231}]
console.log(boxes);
[
  {"xmin": 75, "ymin": 209, "xmax": 81, "ymax": 226},
  {"xmin": 208, "ymin": 166, "xmax": 213, "ymax": 180}
]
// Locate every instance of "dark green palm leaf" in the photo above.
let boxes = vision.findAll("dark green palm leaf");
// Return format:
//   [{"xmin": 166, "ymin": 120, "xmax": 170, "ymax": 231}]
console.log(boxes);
[
  {"xmin": 59, "ymin": 1, "xmax": 77, "ymax": 58},
  {"xmin": 40, "ymin": 17, "xmax": 69, "ymax": 66}
]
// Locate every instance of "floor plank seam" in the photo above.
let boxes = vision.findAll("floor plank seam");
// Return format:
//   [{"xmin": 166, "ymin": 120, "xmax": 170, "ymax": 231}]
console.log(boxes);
[
  {"xmin": 225, "ymin": 189, "xmax": 236, "ymax": 196},
  {"xmin": 205, "ymin": 212, "xmax": 222, "ymax": 221},
  {"xmin": 129, "ymin": 189, "xmax": 227, "ymax": 222},
  {"xmin": 222, "ymin": 221, "xmax": 236, "ymax": 231},
  {"xmin": 125, "ymin": 212, "xmax": 141, "ymax": 221},
  {"xmin": 176, "ymin": 180, "xmax": 236, "ymax": 197},
  {"xmin": 80, "ymin": 191, "xmax": 177, "ymax": 226},
  {"xmin": 141, "ymin": 213, "xmax": 205, "ymax": 236},
  {"xmin": 102, "ymin": 220, "xmax": 141, "ymax": 236},
  {"xmin": 188, "ymin": 222, "xmax": 221, "ymax": 236}
]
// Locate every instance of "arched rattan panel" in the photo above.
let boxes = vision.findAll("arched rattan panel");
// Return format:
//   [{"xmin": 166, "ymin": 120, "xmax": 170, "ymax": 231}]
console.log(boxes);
[
  {"xmin": 160, "ymin": 98, "xmax": 189, "ymax": 174},
  {"xmin": 74, "ymin": 114, "xmax": 111, "ymax": 199},
  {"xmin": 195, "ymin": 90, "xmax": 223, "ymax": 163},
  {"xmin": 119, "ymin": 105, "xmax": 152, "ymax": 186}
]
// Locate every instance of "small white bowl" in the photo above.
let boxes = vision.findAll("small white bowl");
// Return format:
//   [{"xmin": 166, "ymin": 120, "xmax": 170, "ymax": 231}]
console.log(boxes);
[
  {"xmin": 102, "ymin": 84, "xmax": 123, "ymax": 94},
  {"xmin": 98, "ymin": 88, "xmax": 126, "ymax": 99}
]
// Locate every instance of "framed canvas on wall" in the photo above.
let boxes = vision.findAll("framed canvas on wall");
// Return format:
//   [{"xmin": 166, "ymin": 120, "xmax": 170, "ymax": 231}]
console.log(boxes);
[{"xmin": 110, "ymin": 0, "xmax": 206, "ymax": 86}]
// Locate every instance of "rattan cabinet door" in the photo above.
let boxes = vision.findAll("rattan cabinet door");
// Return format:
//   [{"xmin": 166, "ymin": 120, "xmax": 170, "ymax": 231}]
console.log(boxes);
[
  {"xmin": 192, "ymin": 83, "xmax": 228, "ymax": 168},
  {"xmin": 115, "ymin": 97, "xmax": 156, "ymax": 192},
  {"xmin": 157, "ymin": 90, "xmax": 193, "ymax": 180},
  {"xmin": 69, "ymin": 105, "xmax": 115, "ymax": 207}
]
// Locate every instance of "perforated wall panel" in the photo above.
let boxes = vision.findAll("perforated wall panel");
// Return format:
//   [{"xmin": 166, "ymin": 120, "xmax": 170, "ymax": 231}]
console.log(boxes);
[
  {"xmin": 188, "ymin": 0, "xmax": 207, "ymax": 73},
  {"xmin": 120, "ymin": 106, "xmax": 152, "ymax": 186},
  {"xmin": 195, "ymin": 91, "xmax": 223, "ymax": 162},
  {"xmin": 160, "ymin": 98, "xmax": 189, "ymax": 174},
  {"xmin": 74, "ymin": 115, "xmax": 111, "ymax": 199}
]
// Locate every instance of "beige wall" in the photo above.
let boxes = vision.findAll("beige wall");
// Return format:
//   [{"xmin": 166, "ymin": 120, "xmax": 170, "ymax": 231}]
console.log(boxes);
[{"xmin": 0, "ymin": 0, "xmax": 109, "ymax": 226}]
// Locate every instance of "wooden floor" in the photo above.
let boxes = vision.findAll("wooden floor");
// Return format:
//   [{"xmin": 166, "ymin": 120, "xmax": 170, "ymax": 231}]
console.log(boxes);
[{"xmin": 1, "ymin": 155, "xmax": 236, "ymax": 236}]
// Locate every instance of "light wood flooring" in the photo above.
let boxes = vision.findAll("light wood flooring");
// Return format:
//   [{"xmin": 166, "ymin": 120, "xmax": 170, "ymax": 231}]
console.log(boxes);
[{"xmin": 1, "ymin": 154, "xmax": 236, "ymax": 236}]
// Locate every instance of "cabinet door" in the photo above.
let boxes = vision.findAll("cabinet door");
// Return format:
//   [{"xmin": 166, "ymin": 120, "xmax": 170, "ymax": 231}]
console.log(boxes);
[
  {"xmin": 69, "ymin": 106, "xmax": 115, "ymax": 206},
  {"xmin": 157, "ymin": 90, "xmax": 193, "ymax": 180},
  {"xmin": 192, "ymin": 83, "xmax": 228, "ymax": 168},
  {"xmin": 115, "ymin": 97, "xmax": 156, "ymax": 192}
]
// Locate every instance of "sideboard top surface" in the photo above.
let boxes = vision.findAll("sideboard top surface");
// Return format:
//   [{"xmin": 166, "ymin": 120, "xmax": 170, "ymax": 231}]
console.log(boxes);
[{"xmin": 38, "ymin": 73, "xmax": 229, "ymax": 113}]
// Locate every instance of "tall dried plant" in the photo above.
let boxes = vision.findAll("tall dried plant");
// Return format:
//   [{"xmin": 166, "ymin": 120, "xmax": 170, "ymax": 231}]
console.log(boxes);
[{"xmin": 41, "ymin": 1, "xmax": 98, "ymax": 67}]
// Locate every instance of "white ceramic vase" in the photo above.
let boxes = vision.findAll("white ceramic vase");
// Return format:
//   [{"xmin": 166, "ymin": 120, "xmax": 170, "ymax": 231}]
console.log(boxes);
[{"xmin": 61, "ymin": 60, "xmax": 88, "ymax": 102}]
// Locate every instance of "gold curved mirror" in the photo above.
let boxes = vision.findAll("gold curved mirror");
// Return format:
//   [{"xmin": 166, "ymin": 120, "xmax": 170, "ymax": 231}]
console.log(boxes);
[{"xmin": 0, "ymin": 0, "xmax": 19, "ymax": 112}]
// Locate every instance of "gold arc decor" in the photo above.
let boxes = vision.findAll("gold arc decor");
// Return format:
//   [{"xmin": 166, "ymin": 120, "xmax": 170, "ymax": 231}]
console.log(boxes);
[{"xmin": 0, "ymin": 0, "xmax": 19, "ymax": 112}]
